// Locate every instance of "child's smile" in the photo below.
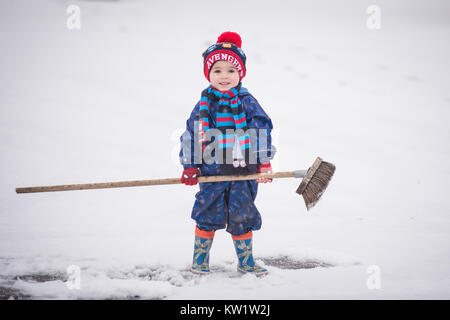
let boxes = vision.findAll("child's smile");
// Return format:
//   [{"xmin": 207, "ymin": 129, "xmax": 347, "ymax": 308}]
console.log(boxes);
[{"xmin": 209, "ymin": 60, "xmax": 240, "ymax": 91}]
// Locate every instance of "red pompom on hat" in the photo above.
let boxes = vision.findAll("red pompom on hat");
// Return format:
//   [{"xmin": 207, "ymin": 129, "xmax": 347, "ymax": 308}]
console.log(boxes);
[
  {"xmin": 202, "ymin": 31, "xmax": 247, "ymax": 81},
  {"xmin": 217, "ymin": 31, "xmax": 242, "ymax": 48}
]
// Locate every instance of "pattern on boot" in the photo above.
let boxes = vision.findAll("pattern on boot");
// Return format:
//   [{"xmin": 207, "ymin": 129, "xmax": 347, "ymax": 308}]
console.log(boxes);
[
  {"xmin": 191, "ymin": 236, "xmax": 213, "ymax": 274},
  {"xmin": 233, "ymin": 238, "xmax": 268, "ymax": 276}
]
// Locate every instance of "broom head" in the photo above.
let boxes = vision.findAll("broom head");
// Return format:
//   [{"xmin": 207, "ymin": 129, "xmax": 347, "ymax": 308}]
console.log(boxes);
[{"xmin": 296, "ymin": 157, "xmax": 336, "ymax": 210}]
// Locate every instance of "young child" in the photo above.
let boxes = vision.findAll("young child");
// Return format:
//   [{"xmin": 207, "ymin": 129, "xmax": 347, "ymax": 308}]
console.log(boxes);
[{"xmin": 179, "ymin": 32, "xmax": 276, "ymax": 276}]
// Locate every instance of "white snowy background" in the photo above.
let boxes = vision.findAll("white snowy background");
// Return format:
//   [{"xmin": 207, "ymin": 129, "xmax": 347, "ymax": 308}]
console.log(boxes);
[{"xmin": 0, "ymin": 0, "xmax": 449, "ymax": 299}]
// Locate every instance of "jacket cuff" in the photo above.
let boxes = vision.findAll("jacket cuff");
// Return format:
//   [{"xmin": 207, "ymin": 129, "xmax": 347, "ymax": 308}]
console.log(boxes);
[{"xmin": 257, "ymin": 162, "xmax": 272, "ymax": 172}]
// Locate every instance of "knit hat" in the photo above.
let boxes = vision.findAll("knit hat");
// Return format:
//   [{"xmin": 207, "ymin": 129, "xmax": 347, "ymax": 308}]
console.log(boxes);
[{"xmin": 202, "ymin": 31, "xmax": 247, "ymax": 82}]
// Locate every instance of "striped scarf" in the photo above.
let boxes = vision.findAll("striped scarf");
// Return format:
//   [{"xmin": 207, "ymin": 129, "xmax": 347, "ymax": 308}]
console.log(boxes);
[{"xmin": 199, "ymin": 84, "xmax": 255, "ymax": 175}]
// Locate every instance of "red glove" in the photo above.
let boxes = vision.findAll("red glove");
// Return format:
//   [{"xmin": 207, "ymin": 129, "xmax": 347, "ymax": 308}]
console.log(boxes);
[
  {"xmin": 256, "ymin": 162, "xmax": 273, "ymax": 183},
  {"xmin": 181, "ymin": 167, "xmax": 200, "ymax": 185}
]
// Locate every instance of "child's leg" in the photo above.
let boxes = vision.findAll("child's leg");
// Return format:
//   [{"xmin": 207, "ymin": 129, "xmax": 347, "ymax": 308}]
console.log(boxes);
[
  {"xmin": 191, "ymin": 182, "xmax": 229, "ymax": 232},
  {"xmin": 232, "ymin": 231, "xmax": 268, "ymax": 276},
  {"xmin": 191, "ymin": 226, "xmax": 215, "ymax": 274},
  {"xmin": 226, "ymin": 180, "xmax": 261, "ymax": 235},
  {"xmin": 225, "ymin": 181, "xmax": 267, "ymax": 275}
]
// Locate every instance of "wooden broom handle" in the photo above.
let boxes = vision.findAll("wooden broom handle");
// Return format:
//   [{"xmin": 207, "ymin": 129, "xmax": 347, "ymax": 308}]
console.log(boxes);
[{"xmin": 15, "ymin": 171, "xmax": 302, "ymax": 194}]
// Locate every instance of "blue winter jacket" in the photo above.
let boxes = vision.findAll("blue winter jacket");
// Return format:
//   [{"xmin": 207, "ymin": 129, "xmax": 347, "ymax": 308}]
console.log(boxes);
[{"xmin": 179, "ymin": 87, "xmax": 276, "ymax": 175}]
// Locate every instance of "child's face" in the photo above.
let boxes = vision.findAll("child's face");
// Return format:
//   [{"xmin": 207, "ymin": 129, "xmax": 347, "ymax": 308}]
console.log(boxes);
[{"xmin": 209, "ymin": 60, "xmax": 240, "ymax": 91}]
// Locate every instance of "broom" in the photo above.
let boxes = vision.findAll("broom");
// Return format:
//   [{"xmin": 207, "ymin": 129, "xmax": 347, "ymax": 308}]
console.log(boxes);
[{"xmin": 16, "ymin": 157, "xmax": 335, "ymax": 210}]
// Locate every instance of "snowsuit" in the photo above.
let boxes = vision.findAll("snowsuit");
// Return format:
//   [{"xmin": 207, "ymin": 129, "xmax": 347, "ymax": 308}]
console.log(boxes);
[{"xmin": 180, "ymin": 87, "xmax": 276, "ymax": 236}]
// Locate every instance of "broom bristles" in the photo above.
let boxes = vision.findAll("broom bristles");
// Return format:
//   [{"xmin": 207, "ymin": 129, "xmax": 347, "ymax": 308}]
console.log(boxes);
[{"xmin": 298, "ymin": 159, "xmax": 336, "ymax": 210}]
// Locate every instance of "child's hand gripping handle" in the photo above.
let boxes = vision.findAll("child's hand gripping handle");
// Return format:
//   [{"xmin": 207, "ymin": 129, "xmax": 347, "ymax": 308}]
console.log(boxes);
[
  {"xmin": 256, "ymin": 162, "xmax": 273, "ymax": 183},
  {"xmin": 180, "ymin": 167, "xmax": 201, "ymax": 186}
]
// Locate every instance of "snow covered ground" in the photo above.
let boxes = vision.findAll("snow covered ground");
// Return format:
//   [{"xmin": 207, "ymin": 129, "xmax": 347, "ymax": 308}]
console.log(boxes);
[{"xmin": 0, "ymin": 0, "xmax": 449, "ymax": 299}]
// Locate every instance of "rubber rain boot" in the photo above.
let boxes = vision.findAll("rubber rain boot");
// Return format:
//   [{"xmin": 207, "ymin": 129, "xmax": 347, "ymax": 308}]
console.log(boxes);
[
  {"xmin": 232, "ymin": 231, "xmax": 268, "ymax": 276},
  {"xmin": 191, "ymin": 227, "xmax": 215, "ymax": 274}
]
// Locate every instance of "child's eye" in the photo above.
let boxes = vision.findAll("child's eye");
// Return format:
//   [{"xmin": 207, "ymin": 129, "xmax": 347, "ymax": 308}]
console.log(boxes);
[
  {"xmin": 213, "ymin": 69, "xmax": 221, "ymax": 73},
  {"xmin": 228, "ymin": 69, "xmax": 236, "ymax": 73}
]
